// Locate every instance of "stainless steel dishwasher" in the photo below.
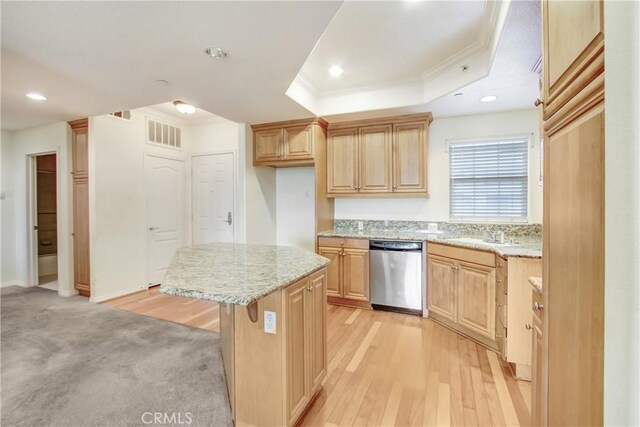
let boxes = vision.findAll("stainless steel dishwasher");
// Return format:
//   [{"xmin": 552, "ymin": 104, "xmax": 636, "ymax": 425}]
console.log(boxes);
[{"xmin": 369, "ymin": 240, "xmax": 423, "ymax": 315}]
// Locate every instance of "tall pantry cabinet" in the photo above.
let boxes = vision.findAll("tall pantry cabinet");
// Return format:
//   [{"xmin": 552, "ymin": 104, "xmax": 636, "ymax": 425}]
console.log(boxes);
[{"xmin": 536, "ymin": 1, "xmax": 604, "ymax": 425}]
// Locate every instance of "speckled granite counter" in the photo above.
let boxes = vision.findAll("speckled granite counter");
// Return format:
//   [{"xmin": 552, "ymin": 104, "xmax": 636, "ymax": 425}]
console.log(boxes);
[
  {"xmin": 529, "ymin": 276, "xmax": 543, "ymax": 293},
  {"xmin": 160, "ymin": 243, "xmax": 330, "ymax": 305},
  {"xmin": 318, "ymin": 229, "xmax": 542, "ymax": 258}
]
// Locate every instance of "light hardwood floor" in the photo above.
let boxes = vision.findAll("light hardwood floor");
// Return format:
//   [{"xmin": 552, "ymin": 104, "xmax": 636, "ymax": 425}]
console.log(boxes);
[
  {"xmin": 106, "ymin": 290, "xmax": 530, "ymax": 426},
  {"xmin": 105, "ymin": 286, "xmax": 220, "ymax": 332}
]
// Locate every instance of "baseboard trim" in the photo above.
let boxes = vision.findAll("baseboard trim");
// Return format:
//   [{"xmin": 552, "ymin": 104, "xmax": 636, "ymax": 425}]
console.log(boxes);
[
  {"xmin": 1, "ymin": 280, "xmax": 26, "ymax": 288},
  {"xmin": 90, "ymin": 286, "xmax": 148, "ymax": 304},
  {"xmin": 58, "ymin": 288, "xmax": 79, "ymax": 297}
]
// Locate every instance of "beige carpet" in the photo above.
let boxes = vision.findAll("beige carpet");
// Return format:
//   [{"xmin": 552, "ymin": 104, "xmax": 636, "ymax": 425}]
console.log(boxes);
[{"xmin": 1, "ymin": 286, "xmax": 232, "ymax": 427}]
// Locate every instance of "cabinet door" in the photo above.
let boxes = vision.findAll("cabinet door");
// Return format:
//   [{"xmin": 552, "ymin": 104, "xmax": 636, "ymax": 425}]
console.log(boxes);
[
  {"xmin": 318, "ymin": 246, "xmax": 342, "ymax": 297},
  {"xmin": 543, "ymin": 0, "xmax": 603, "ymax": 116},
  {"xmin": 342, "ymin": 248, "xmax": 370, "ymax": 301},
  {"xmin": 393, "ymin": 122, "xmax": 427, "ymax": 193},
  {"xmin": 546, "ymin": 103, "xmax": 604, "ymax": 426},
  {"xmin": 531, "ymin": 311, "xmax": 544, "ymax": 427},
  {"xmin": 457, "ymin": 261, "xmax": 496, "ymax": 340},
  {"xmin": 254, "ymin": 128, "xmax": 282, "ymax": 163},
  {"xmin": 308, "ymin": 271, "xmax": 327, "ymax": 393},
  {"xmin": 427, "ymin": 255, "xmax": 457, "ymax": 322},
  {"xmin": 72, "ymin": 127, "xmax": 89, "ymax": 177},
  {"xmin": 283, "ymin": 125, "xmax": 313, "ymax": 161},
  {"xmin": 358, "ymin": 125, "xmax": 392, "ymax": 193},
  {"xmin": 327, "ymin": 128, "xmax": 358, "ymax": 194},
  {"xmin": 284, "ymin": 279, "xmax": 309, "ymax": 424}
]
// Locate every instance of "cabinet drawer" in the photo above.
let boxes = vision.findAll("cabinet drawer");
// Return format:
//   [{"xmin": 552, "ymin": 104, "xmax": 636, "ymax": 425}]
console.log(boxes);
[
  {"xmin": 317, "ymin": 236, "xmax": 369, "ymax": 250},
  {"xmin": 428, "ymin": 243, "xmax": 495, "ymax": 267}
]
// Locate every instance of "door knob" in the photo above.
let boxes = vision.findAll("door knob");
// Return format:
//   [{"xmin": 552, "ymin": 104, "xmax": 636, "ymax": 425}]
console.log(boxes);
[
  {"xmin": 223, "ymin": 212, "xmax": 233, "ymax": 225},
  {"xmin": 533, "ymin": 301, "xmax": 544, "ymax": 311}
]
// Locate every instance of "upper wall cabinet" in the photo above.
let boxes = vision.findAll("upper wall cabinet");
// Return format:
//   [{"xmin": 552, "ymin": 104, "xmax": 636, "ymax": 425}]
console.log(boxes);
[
  {"xmin": 326, "ymin": 113, "xmax": 432, "ymax": 197},
  {"xmin": 252, "ymin": 118, "xmax": 328, "ymax": 167},
  {"xmin": 542, "ymin": 0, "xmax": 603, "ymax": 121}
]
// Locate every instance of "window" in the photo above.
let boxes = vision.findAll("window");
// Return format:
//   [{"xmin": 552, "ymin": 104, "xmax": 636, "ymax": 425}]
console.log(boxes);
[{"xmin": 449, "ymin": 137, "xmax": 529, "ymax": 222}]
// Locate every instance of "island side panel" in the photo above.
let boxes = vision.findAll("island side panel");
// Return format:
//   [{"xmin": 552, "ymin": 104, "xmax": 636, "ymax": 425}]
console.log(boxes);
[
  {"xmin": 233, "ymin": 289, "xmax": 285, "ymax": 427},
  {"xmin": 219, "ymin": 303, "xmax": 235, "ymax": 419}
]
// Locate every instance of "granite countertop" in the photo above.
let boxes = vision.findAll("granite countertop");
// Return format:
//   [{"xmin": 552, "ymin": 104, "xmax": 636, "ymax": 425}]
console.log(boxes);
[
  {"xmin": 160, "ymin": 243, "xmax": 330, "ymax": 305},
  {"xmin": 529, "ymin": 276, "xmax": 543, "ymax": 293},
  {"xmin": 318, "ymin": 229, "xmax": 542, "ymax": 258}
]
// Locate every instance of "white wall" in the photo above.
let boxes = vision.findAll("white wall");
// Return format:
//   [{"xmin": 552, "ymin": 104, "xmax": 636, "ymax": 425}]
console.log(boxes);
[
  {"xmin": 4, "ymin": 123, "xmax": 74, "ymax": 295},
  {"xmin": 276, "ymin": 167, "xmax": 315, "ymax": 251},
  {"xmin": 335, "ymin": 109, "xmax": 542, "ymax": 223},
  {"xmin": 244, "ymin": 125, "xmax": 277, "ymax": 245},
  {"xmin": 88, "ymin": 110, "xmax": 248, "ymax": 302},
  {"xmin": 1, "ymin": 130, "xmax": 17, "ymax": 286},
  {"xmin": 604, "ymin": 1, "xmax": 640, "ymax": 425}
]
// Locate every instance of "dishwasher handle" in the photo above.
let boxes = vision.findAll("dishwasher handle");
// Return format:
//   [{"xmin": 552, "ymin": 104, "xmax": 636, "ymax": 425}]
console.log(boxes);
[{"xmin": 370, "ymin": 240, "xmax": 422, "ymax": 252}]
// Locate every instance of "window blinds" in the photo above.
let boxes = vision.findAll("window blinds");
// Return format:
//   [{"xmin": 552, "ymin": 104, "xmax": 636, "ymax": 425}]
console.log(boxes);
[{"xmin": 449, "ymin": 137, "xmax": 529, "ymax": 222}]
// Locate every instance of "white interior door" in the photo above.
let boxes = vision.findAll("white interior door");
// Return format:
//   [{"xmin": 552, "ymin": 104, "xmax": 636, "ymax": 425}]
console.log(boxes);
[
  {"xmin": 192, "ymin": 153, "xmax": 235, "ymax": 245},
  {"xmin": 146, "ymin": 155, "xmax": 186, "ymax": 285}
]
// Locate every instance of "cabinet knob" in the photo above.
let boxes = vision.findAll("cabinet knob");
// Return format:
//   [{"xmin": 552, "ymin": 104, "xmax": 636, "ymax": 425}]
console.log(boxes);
[
  {"xmin": 497, "ymin": 278, "xmax": 503, "ymax": 283},
  {"xmin": 307, "ymin": 286, "xmax": 313, "ymax": 292},
  {"xmin": 533, "ymin": 301, "xmax": 544, "ymax": 311},
  {"xmin": 525, "ymin": 324, "xmax": 533, "ymax": 330},
  {"xmin": 534, "ymin": 98, "xmax": 544, "ymax": 107},
  {"xmin": 496, "ymin": 302, "xmax": 503, "ymax": 307}
]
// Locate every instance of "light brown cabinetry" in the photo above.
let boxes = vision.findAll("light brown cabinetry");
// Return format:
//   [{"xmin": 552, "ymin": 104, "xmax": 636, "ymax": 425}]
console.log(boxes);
[
  {"xmin": 540, "ymin": 0, "xmax": 604, "ymax": 425},
  {"xmin": 69, "ymin": 119, "xmax": 90, "ymax": 297},
  {"xmin": 222, "ymin": 268, "xmax": 327, "ymax": 427},
  {"xmin": 427, "ymin": 243, "xmax": 496, "ymax": 347},
  {"xmin": 494, "ymin": 256, "xmax": 542, "ymax": 381},
  {"xmin": 252, "ymin": 118, "xmax": 327, "ymax": 167},
  {"xmin": 317, "ymin": 237, "xmax": 370, "ymax": 307},
  {"xmin": 327, "ymin": 113, "xmax": 432, "ymax": 197},
  {"xmin": 251, "ymin": 117, "xmax": 335, "ymax": 241},
  {"xmin": 531, "ymin": 289, "xmax": 545, "ymax": 427}
]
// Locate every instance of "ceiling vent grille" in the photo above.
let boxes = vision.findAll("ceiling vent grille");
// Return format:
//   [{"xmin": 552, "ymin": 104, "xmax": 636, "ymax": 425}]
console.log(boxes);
[
  {"xmin": 147, "ymin": 118, "xmax": 182, "ymax": 149},
  {"xmin": 109, "ymin": 110, "xmax": 131, "ymax": 120}
]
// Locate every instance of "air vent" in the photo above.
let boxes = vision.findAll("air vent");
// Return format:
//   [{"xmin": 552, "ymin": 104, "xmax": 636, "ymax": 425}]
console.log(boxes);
[
  {"xmin": 147, "ymin": 118, "xmax": 182, "ymax": 149},
  {"xmin": 109, "ymin": 110, "xmax": 131, "ymax": 120}
]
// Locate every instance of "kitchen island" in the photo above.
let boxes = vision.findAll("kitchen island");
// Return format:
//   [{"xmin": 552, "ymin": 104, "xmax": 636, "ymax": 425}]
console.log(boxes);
[{"xmin": 161, "ymin": 243, "xmax": 330, "ymax": 426}]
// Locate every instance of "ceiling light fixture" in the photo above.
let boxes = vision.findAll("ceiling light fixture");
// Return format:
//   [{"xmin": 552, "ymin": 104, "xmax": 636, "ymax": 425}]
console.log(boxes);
[
  {"xmin": 26, "ymin": 93, "xmax": 47, "ymax": 101},
  {"xmin": 329, "ymin": 65, "xmax": 344, "ymax": 77},
  {"xmin": 204, "ymin": 47, "xmax": 228, "ymax": 59},
  {"xmin": 480, "ymin": 95, "xmax": 497, "ymax": 103},
  {"xmin": 173, "ymin": 100, "xmax": 197, "ymax": 115}
]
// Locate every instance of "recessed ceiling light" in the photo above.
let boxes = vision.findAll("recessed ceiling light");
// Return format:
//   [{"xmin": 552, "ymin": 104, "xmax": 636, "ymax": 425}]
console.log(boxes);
[
  {"xmin": 329, "ymin": 65, "xmax": 344, "ymax": 77},
  {"xmin": 173, "ymin": 100, "xmax": 197, "ymax": 115},
  {"xmin": 204, "ymin": 47, "xmax": 228, "ymax": 59},
  {"xmin": 26, "ymin": 93, "xmax": 46, "ymax": 101},
  {"xmin": 480, "ymin": 95, "xmax": 497, "ymax": 103}
]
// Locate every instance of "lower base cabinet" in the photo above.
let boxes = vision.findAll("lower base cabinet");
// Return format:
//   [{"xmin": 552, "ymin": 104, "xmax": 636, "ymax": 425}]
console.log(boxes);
[
  {"xmin": 318, "ymin": 237, "xmax": 370, "ymax": 307},
  {"xmin": 531, "ymin": 289, "xmax": 545, "ymax": 426},
  {"xmin": 427, "ymin": 244, "xmax": 496, "ymax": 347},
  {"xmin": 220, "ymin": 268, "xmax": 327, "ymax": 427}
]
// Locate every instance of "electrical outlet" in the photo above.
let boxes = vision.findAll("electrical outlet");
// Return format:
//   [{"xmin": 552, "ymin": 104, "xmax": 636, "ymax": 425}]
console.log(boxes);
[
  {"xmin": 357, "ymin": 221, "xmax": 364, "ymax": 231},
  {"xmin": 264, "ymin": 311, "xmax": 276, "ymax": 334}
]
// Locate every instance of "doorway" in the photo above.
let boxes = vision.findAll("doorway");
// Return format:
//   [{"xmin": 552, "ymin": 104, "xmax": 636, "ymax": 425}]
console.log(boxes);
[
  {"xmin": 191, "ymin": 152, "xmax": 236, "ymax": 245},
  {"xmin": 145, "ymin": 154, "xmax": 186, "ymax": 286},
  {"xmin": 31, "ymin": 153, "xmax": 58, "ymax": 290}
]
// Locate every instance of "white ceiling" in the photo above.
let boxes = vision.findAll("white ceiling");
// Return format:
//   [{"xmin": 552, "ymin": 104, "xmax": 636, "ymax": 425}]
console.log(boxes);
[
  {"xmin": 321, "ymin": 0, "xmax": 542, "ymax": 121},
  {"xmin": 296, "ymin": 1, "xmax": 486, "ymax": 94},
  {"xmin": 147, "ymin": 102, "xmax": 229, "ymax": 126},
  {"xmin": 1, "ymin": 0, "xmax": 540, "ymax": 132},
  {"xmin": 0, "ymin": 1, "xmax": 342, "ymax": 131}
]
